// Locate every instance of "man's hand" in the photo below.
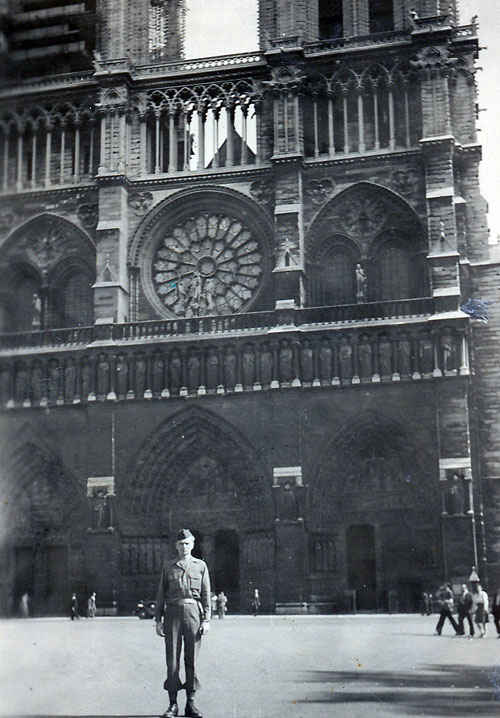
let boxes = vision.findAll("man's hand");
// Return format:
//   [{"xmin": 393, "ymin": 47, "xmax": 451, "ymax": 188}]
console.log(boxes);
[
  {"xmin": 200, "ymin": 621, "xmax": 210, "ymax": 635},
  {"xmin": 155, "ymin": 621, "xmax": 165, "ymax": 638}
]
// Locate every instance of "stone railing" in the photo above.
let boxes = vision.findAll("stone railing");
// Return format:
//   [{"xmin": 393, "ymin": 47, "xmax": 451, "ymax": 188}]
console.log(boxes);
[
  {"xmin": 305, "ymin": 30, "xmax": 410, "ymax": 56},
  {"xmin": 0, "ymin": 298, "xmax": 435, "ymax": 352},
  {"xmin": 135, "ymin": 51, "xmax": 265, "ymax": 78},
  {"xmin": 0, "ymin": 70, "xmax": 95, "ymax": 99},
  {"xmin": 0, "ymin": 320, "xmax": 469, "ymax": 409}
]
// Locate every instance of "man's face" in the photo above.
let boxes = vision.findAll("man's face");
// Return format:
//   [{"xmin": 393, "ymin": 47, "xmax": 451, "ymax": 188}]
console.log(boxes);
[{"xmin": 176, "ymin": 538, "xmax": 194, "ymax": 559}]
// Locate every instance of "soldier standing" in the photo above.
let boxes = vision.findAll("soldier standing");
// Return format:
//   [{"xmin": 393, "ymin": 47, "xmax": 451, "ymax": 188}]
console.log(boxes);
[{"xmin": 155, "ymin": 529, "xmax": 211, "ymax": 718}]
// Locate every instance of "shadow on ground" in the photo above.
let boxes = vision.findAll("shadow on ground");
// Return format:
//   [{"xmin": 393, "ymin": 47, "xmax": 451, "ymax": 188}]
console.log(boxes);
[{"xmin": 296, "ymin": 664, "xmax": 500, "ymax": 715}]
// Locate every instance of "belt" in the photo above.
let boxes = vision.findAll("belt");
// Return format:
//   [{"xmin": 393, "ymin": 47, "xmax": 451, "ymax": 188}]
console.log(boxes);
[{"xmin": 167, "ymin": 598, "xmax": 197, "ymax": 605}]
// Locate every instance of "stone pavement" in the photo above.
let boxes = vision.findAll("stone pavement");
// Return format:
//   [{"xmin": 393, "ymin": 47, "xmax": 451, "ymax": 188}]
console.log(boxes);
[{"xmin": 0, "ymin": 614, "xmax": 499, "ymax": 718}]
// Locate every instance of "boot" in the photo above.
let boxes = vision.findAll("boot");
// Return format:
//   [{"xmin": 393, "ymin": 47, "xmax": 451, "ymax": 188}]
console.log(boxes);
[
  {"xmin": 185, "ymin": 698, "xmax": 203, "ymax": 718},
  {"xmin": 162, "ymin": 693, "xmax": 178, "ymax": 717}
]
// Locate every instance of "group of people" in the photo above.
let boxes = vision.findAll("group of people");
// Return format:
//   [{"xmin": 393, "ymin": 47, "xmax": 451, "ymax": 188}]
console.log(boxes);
[
  {"xmin": 434, "ymin": 581, "xmax": 500, "ymax": 638},
  {"xmin": 70, "ymin": 591, "xmax": 96, "ymax": 620}
]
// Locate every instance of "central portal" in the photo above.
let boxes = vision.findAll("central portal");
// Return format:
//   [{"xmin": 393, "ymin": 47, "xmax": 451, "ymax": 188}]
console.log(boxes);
[{"xmin": 215, "ymin": 529, "xmax": 240, "ymax": 611}]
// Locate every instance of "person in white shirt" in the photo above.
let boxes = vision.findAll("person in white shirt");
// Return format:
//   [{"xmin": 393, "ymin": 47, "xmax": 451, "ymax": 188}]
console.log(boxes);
[{"xmin": 471, "ymin": 583, "xmax": 489, "ymax": 637}]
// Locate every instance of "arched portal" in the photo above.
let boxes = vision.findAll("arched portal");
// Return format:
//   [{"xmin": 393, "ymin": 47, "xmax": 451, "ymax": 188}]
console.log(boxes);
[
  {"xmin": 311, "ymin": 412, "xmax": 441, "ymax": 611},
  {"xmin": 121, "ymin": 407, "xmax": 274, "ymax": 612},
  {"xmin": 0, "ymin": 435, "xmax": 87, "ymax": 616}
]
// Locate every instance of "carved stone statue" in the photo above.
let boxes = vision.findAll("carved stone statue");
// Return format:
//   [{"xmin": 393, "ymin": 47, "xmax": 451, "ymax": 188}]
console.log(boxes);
[
  {"xmin": 135, "ymin": 354, "xmax": 146, "ymax": 398},
  {"xmin": 169, "ymin": 349, "xmax": 182, "ymax": 393},
  {"xmin": 398, "ymin": 335, "xmax": 412, "ymax": 376},
  {"xmin": 152, "ymin": 354, "xmax": 164, "ymax": 395},
  {"xmin": 319, "ymin": 339, "xmax": 332, "ymax": 382},
  {"xmin": 91, "ymin": 488, "xmax": 110, "ymax": 529},
  {"xmin": 279, "ymin": 340, "xmax": 294, "ymax": 383},
  {"xmin": 440, "ymin": 331, "xmax": 457, "ymax": 373},
  {"xmin": 116, "ymin": 354, "xmax": 128, "ymax": 398},
  {"xmin": 242, "ymin": 345, "xmax": 255, "ymax": 387},
  {"xmin": 187, "ymin": 351, "xmax": 200, "ymax": 390},
  {"xmin": 31, "ymin": 292, "xmax": 42, "ymax": 330},
  {"xmin": 64, "ymin": 358, "xmax": 76, "ymax": 403},
  {"xmin": 419, "ymin": 332, "xmax": 434, "ymax": 375},
  {"xmin": 358, "ymin": 334, "xmax": 372, "ymax": 380},
  {"xmin": 259, "ymin": 343, "xmax": 273, "ymax": 386},
  {"xmin": 275, "ymin": 237, "xmax": 298, "ymax": 269},
  {"xmin": 300, "ymin": 339, "xmax": 314, "ymax": 383},
  {"xmin": 378, "ymin": 334, "xmax": 392, "ymax": 377},
  {"xmin": 355, "ymin": 263, "xmax": 367, "ymax": 303},
  {"xmin": 97, "ymin": 354, "xmax": 110, "ymax": 397},
  {"xmin": 339, "ymin": 337, "xmax": 352, "ymax": 380},
  {"xmin": 278, "ymin": 481, "xmax": 299, "ymax": 520},
  {"xmin": 206, "ymin": 347, "xmax": 219, "ymax": 389},
  {"xmin": 223, "ymin": 346, "xmax": 237, "ymax": 388},
  {"xmin": 446, "ymin": 474, "xmax": 465, "ymax": 515}
]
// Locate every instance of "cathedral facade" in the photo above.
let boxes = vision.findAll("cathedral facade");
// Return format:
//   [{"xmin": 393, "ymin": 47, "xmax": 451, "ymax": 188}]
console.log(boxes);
[{"xmin": 0, "ymin": 0, "xmax": 498, "ymax": 616}]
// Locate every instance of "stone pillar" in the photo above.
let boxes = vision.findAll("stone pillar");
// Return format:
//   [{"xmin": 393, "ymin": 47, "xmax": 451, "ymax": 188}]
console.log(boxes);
[{"xmin": 272, "ymin": 466, "xmax": 308, "ymax": 613}]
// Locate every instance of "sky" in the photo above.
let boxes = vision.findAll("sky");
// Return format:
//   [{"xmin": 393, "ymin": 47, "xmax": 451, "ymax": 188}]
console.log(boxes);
[{"xmin": 184, "ymin": 1, "xmax": 499, "ymax": 242}]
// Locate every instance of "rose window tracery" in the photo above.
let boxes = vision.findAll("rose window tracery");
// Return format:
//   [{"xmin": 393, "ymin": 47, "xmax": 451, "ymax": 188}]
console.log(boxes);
[{"xmin": 152, "ymin": 212, "xmax": 263, "ymax": 317}]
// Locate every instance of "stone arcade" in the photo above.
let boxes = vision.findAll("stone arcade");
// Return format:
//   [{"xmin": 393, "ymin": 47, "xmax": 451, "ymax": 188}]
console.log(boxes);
[{"xmin": 0, "ymin": 1, "xmax": 498, "ymax": 616}]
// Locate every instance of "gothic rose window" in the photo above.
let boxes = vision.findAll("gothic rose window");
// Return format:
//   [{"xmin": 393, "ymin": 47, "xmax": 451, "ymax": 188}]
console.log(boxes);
[{"xmin": 152, "ymin": 212, "xmax": 263, "ymax": 317}]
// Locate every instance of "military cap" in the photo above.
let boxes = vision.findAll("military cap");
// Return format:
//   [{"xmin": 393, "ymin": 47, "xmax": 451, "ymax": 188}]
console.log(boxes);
[{"xmin": 176, "ymin": 528, "xmax": 194, "ymax": 541}]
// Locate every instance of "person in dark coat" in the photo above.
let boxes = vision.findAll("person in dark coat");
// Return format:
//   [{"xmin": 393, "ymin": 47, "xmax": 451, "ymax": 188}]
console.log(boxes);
[
  {"xmin": 457, "ymin": 584, "xmax": 474, "ymax": 637},
  {"xmin": 70, "ymin": 593, "xmax": 79, "ymax": 621},
  {"xmin": 155, "ymin": 529, "xmax": 211, "ymax": 718},
  {"xmin": 492, "ymin": 586, "xmax": 500, "ymax": 638},
  {"xmin": 434, "ymin": 584, "xmax": 458, "ymax": 635}
]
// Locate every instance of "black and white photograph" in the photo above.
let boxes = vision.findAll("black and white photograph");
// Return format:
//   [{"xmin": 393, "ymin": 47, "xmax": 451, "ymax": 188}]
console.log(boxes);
[{"xmin": 0, "ymin": 1, "xmax": 499, "ymax": 716}]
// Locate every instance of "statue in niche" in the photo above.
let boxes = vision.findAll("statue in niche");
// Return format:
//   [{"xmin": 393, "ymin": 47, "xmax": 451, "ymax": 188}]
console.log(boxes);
[
  {"xmin": 279, "ymin": 339, "xmax": 294, "ymax": 383},
  {"xmin": 259, "ymin": 342, "xmax": 273, "ymax": 386},
  {"xmin": 378, "ymin": 334, "xmax": 392, "ymax": 376},
  {"xmin": 440, "ymin": 331, "xmax": 457, "ymax": 373},
  {"xmin": 398, "ymin": 334, "xmax": 412, "ymax": 376},
  {"xmin": 446, "ymin": 473, "xmax": 465, "ymax": 515},
  {"xmin": 48, "ymin": 360, "xmax": 59, "ymax": 404},
  {"xmin": 97, "ymin": 354, "xmax": 109, "ymax": 397},
  {"xmin": 242, "ymin": 345, "xmax": 255, "ymax": 387},
  {"xmin": 31, "ymin": 292, "xmax": 42, "ymax": 330},
  {"xmin": 15, "ymin": 364, "xmax": 28, "ymax": 403},
  {"xmin": 0, "ymin": 367, "xmax": 11, "ymax": 404},
  {"xmin": 116, "ymin": 354, "xmax": 128, "ymax": 398},
  {"xmin": 419, "ymin": 332, "xmax": 434, "ymax": 374},
  {"xmin": 358, "ymin": 335, "xmax": 372, "ymax": 379},
  {"xmin": 91, "ymin": 487, "xmax": 110, "ymax": 529},
  {"xmin": 31, "ymin": 363, "xmax": 42, "ymax": 403},
  {"xmin": 300, "ymin": 339, "xmax": 314, "ymax": 383},
  {"xmin": 277, "ymin": 481, "xmax": 299, "ymax": 521},
  {"xmin": 169, "ymin": 349, "xmax": 182, "ymax": 393},
  {"xmin": 339, "ymin": 337, "xmax": 352, "ymax": 380},
  {"xmin": 314, "ymin": 540, "xmax": 324, "ymax": 572},
  {"xmin": 275, "ymin": 237, "xmax": 299, "ymax": 269},
  {"xmin": 319, "ymin": 338, "xmax": 332, "ymax": 382},
  {"xmin": 152, "ymin": 354, "xmax": 164, "ymax": 394},
  {"xmin": 223, "ymin": 346, "xmax": 237, "ymax": 388},
  {"xmin": 206, "ymin": 348, "xmax": 219, "ymax": 389},
  {"xmin": 64, "ymin": 358, "xmax": 76, "ymax": 402},
  {"xmin": 135, "ymin": 354, "xmax": 146, "ymax": 398},
  {"xmin": 81, "ymin": 359, "xmax": 91, "ymax": 400},
  {"xmin": 187, "ymin": 351, "xmax": 200, "ymax": 390},
  {"xmin": 355, "ymin": 264, "xmax": 367, "ymax": 303}
]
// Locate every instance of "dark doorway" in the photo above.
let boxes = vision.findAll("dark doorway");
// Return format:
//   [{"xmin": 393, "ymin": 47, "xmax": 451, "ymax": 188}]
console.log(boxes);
[
  {"xmin": 46, "ymin": 546, "xmax": 68, "ymax": 614},
  {"xmin": 215, "ymin": 530, "xmax": 240, "ymax": 610},
  {"xmin": 191, "ymin": 530, "xmax": 204, "ymax": 559},
  {"xmin": 14, "ymin": 547, "xmax": 34, "ymax": 615},
  {"xmin": 346, "ymin": 524, "xmax": 377, "ymax": 610}
]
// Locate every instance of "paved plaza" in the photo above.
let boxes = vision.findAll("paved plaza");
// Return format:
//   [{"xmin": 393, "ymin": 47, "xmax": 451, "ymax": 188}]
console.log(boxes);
[{"xmin": 0, "ymin": 614, "xmax": 499, "ymax": 718}]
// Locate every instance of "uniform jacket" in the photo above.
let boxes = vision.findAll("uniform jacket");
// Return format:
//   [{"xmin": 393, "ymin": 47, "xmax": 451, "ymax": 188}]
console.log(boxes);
[{"xmin": 155, "ymin": 556, "xmax": 211, "ymax": 622}]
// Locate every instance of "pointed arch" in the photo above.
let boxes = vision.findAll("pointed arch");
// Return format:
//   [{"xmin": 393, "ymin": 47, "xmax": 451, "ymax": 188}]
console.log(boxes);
[{"xmin": 123, "ymin": 405, "xmax": 272, "ymax": 531}]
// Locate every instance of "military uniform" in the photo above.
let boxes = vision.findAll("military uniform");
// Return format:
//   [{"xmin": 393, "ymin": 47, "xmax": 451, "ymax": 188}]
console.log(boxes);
[{"xmin": 155, "ymin": 546, "xmax": 211, "ymax": 712}]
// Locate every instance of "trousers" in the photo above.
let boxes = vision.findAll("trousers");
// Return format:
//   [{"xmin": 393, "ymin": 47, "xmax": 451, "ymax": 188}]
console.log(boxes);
[
  {"xmin": 435, "ymin": 607, "xmax": 458, "ymax": 635},
  {"xmin": 164, "ymin": 603, "xmax": 202, "ymax": 699},
  {"xmin": 457, "ymin": 611, "xmax": 474, "ymax": 636}
]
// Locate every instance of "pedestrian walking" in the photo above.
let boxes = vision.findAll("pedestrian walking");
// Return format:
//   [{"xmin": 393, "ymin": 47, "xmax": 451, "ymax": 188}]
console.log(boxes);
[
  {"xmin": 457, "ymin": 584, "xmax": 474, "ymax": 637},
  {"xmin": 434, "ymin": 584, "xmax": 458, "ymax": 635},
  {"xmin": 216, "ymin": 591, "xmax": 227, "ymax": 619},
  {"xmin": 472, "ymin": 583, "xmax": 489, "ymax": 637},
  {"xmin": 491, "ymin": 586, "xmax": 500, "ymax": 638},
  {"xmin": 421, "ymin": 591, "xmax": 432, "ymax": 615},
  {"xmin": 251, "ymin": 588, "xmax": 261, "ymax": 616},
  {"xmin": 70, "ymin": 593, "xmax": 79, "ymax": 620},
  {"xmin": 19, "ymin": 592, "xmax": 30, "ymax": 618},
  {"xmin": 87, "ymin": 592, "xmax": 97, "ymax": 618},
  {"xmin": 210, "ymin": 593, "xmax": 217, "ymax": 617},
  {"xmin": 155, "ymin": 529, "xmax": 211, "ymax": 718}
]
